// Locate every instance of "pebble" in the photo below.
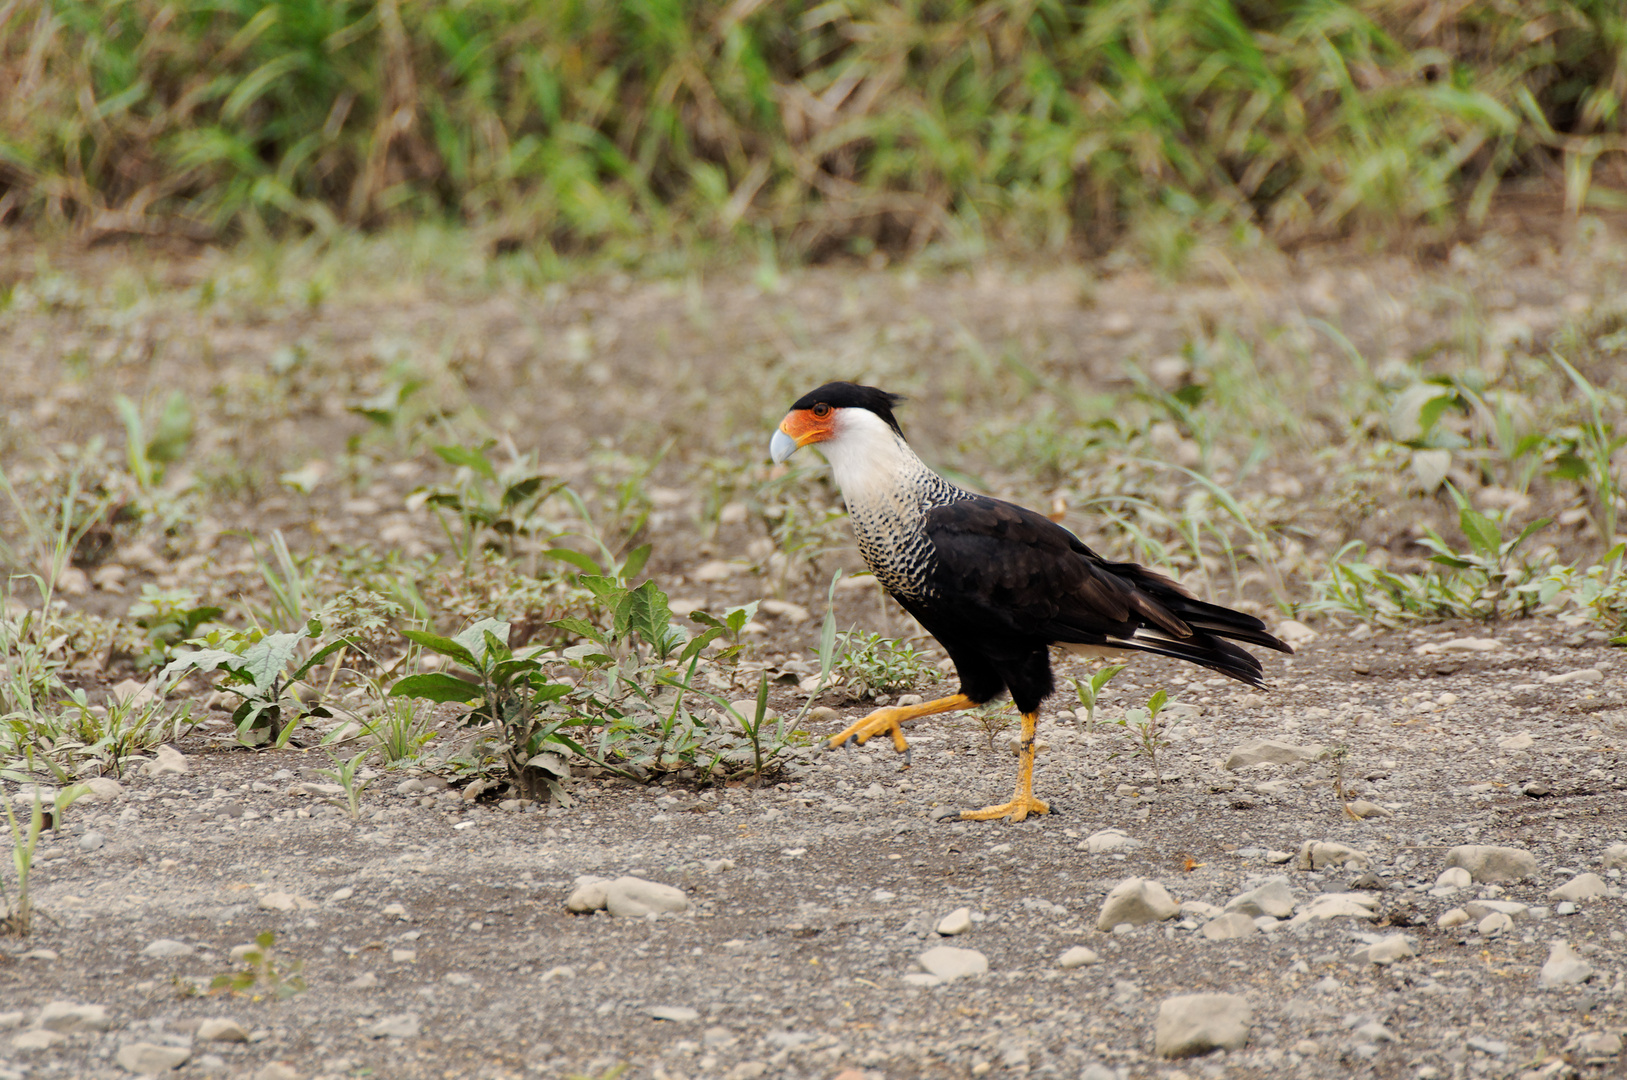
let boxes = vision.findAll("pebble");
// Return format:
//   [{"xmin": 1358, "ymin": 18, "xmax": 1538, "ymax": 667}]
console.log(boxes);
[
  {"xmin": 81, "ymin": 777, "xmax": 123, "ymax": 802},
  {"xmin": 12, "ymin": 1030, "xmax": 65, "ymax": 1050},
  {"xmin": 141, "ymin": 939, "xmax": 194, "ymax": 959},
  {"xmin": 257, "ymin": 892, "xmax": 316, "ymax": 912},
  {"xmin": 723, "ymin": 1063, "xmax": 768, "ymax": 1080},
  {"xmin": 1549, "ymin": 873, "xmax": 1608, "ymax": 902},
  {"xmin": 1351, "ymin": 1021, "xmax": 1397, "ymax": 1043},
  {"xmin": 1288, "ymin": 893, "xmax": 1380, "ymax": 924},
  {"xmin": 1275, "ymin": 620, "xmax": 1317, "ymax": 647},
  {"xmin": 1466, "ymin": 1036, "xmax": 1508, "ymax": 1055},
  {"xmin": 116, "ymin": 1042, "xmax": 190, "ymax": 1072},
  {"xmin": 1096, "ymin": 877, "xmax": 1180, "ymax": 930},
  {"xmin": 1083, "ymin": 828, "xmax": 1142, "ymax": 853},
  {"xmin": 0, "ymin": 1013, "xmax": 21, "ymax": 1030},
  {"xmin": 79, "ymin": 830, "xmax": 105, "ymax": 851},
  {"xmin": 541, "ymin": 966, "xmax": 575, "ymax": 982},
  {"xmin": 759, "ymin": 599, "xmax": 810, "ymax": 623},
  {"xmin": 1544, "ymin": 668, "xmax": 1603, "ymax": 684},
  {"xmin": 1435, "ymin": 867, "xmax": 1472, "ymax": 890},
  {"xmin": 1478, "ymin": 912, "xmax": 1514, "ymax": 937},
  {"xmin": 1353, "ymin": 936, "xmax": 1417, "ymax": 965},
  {"xmin": 1224, "ymin": 878, "xmax": 1296, "ymax": 918},
  {"xmin": 348, "ymin": 973, "xmax": 378, "ymax": 989},
  {"xmin": 1577, "ymin": 1031, "xmax": 1623, "ymax": 1057},
  {"xmin": 1496, "ymin": 733, "xmax": 1534, "ymax": 750},
  {"xmin": 1224, "ymin": 738, "xmax": 1323, "ymax": 770},
  {"xmin": 1555, "ymin": 901, "xmax": 1578, "ymax": 916},
  {"xmin": 38, "ymin": 1002, "xmax": 111, "ymax": 1032},
  {"xmin": 936, "ymin": 907, "xmax": 973, "ymax": 936},
  {"xmin": 1445, "ymin": 844, "xmax": 1537, "ymax": 883},
  {"xmin": 391, "ymin": 950, "xmax": 416, "ymax": 963},
  {"xmin": 366, "ymin": 1013, "xmax": 421, "ymax": 1038},
  {"xmin": 1437, "ymin": 908, "xmax": 1471, "ymax": 929},
  {"xmin": 1202, "ymin": 913, "xmax": 1259, "ymax": 941},
  {"xmin": 1298, "ymin": 841, "xmax": 1371, "ymax": 870},
  {"xmin": 1603, "ymin": 844, "xmax": 1627, "ymax": 870},
  {"xmin": 1058, "ymin": 946, "xmax": 1101, "ymax": 969},
  {"xmin": 606, "ymin": 876, "xmax": 688, "ymax": 917},
  {"xmin": 916, "ymin": 946, "xmax": 988, "ymax": 982},
  {"xmin": 141, "ymin": 745, "xmax": 189, "ymax": 776},
  {"xmin": 1154, "ymin": 993, "xmax": 1253, "ymax": 1058},
  {"xmin": 197, "ymin": 1019, "xmax": 249, "ymax": 1042},
  {"xmin": 1415, "ymin": 637, "xmax": 1500, "ymax": 654},
  {"xmin": 328, "ymin": 887, "xmax": 354, "ymax": 903},
  {"xmin": 252, "ymin": 1065, "xmax": 300, "ymax": 1080},
  {"xmin": 648, "ymin": 1006, "xmax": 700, "ymax": 1022},
  {"xmin": 566, "ymin": 876, "xmax": 611, "ymax": 913},
  {"xmin": 1343, "ymin": 800, "xmax": 1391, "ymax": 819},
  {"xmin": 1291, "ymin": 1039, "xmax": 1322, "ymax": 1056},
  {"xmin": 1539, "ymin": 941, "xmax": 1595, "ymax": 987},
  {"xmin": 1464, "ymin": 900, "xmax": 1528, "ymax": 919}
]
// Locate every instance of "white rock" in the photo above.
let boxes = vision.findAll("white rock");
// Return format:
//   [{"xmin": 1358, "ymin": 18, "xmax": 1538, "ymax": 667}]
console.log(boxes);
[
  {"xmin": 1058, "ymin": 946, "xmax": 1101, "ymax": 969},
  {"xmin": 1297, "ymin": 841, "xmax": 1371, "ymax": 870},
  {"xmin": 605, "ymin": 876, "xmax": 688, "ymax": 917},
  {"xmin": 1275, "ymin": 620, "xmax": 1317, "ymax": 647},
  {"xmin": 1577, "ymin": 1031, "xmax": 1623, "ymax": 1057},
  {"xmin": 1496, "ymin": 733, "xmax": 1534, "ymax": 750},
  {"xmin": 0, "ymin": 1012, "xmax": 22, "ymax": 1030},
  {"xmin": 916, "ymin": 946, "xmax": 988, "ymax": 981},
  {"xmin": 1545, "ymin": 668, "xmax": 1603, "ymax": 685},
  {"xmin": 38, "ymin": 1001, "xmax": 112, "ymax": 1032},
  {"xmin": 1353, "ymin": 936, "xmax": 1417, "ymax": 965},
  {"xmin": 366, "ymin": 1013, "xmax": 421, "ymax": 1038},
  {"xmin": 1601, "ymin": 843, "xmax": 1627, "ymax": 870},
  {"xmin": 1343, "ymin": 799, "xmax": 1392, "ymax": 819},
  {"xmin": 252, "ymin": 1064, "xmax": 300, "ymax": 1080},
  {"xmin": 1414, "ymin": 637, "xmax": 1500, "ymax": 654},
  {"xmin": 649, "ymin": 1006, "xmax": 700, "ymax": 1022},
  {"xmin": 196, "ymin": 1018, "xmax": 249, "ymax": 1042},
  {"xmin": 1224, "ymin": 878, "xmax": 1296, "ymax": 918},
  {"xmin": 12, "ymin": 1030, "xmax": 65, "ymax": 1050},
  {"xmin": 1434, "ymin": 867, "xmax": 1472, "ymax": 890},
  {"xmin": 1464, "ymin": 900, "xmax": 1529, "ymax": 919},
  {"xmin": 1478, "ymin": 912, "xmax": 1514, "ymax": 937},
  {"xmin": 1445, "ymin": 844, "xmax": 1537, "ymax": 883},
  {"xmin": 758, "ymin": 599, "xmax": 809, "ymax": 623},
  {"xmin": 1539, "ymin": 941, "xmax": 1595, "ymax": 987},
  {"xmin": 141, "ymin": 745, "xmax": 189, "ymax": 776},
  {"xmin": 1437, "ymin": 908, "xmax": 1471, "ymax": 929},
  {"xmin": 1084, "ymin": 828, "xmax": 1141, "ymax": 853},
  {"xmin": 936, "ymin": 907, "xmax": 973, "ymax": 936},
  {"xmin": 1154, "ymin": 993, "xmax": 1253, "ymax": 1058},
  {"xmin": 1096, "ymin": 877, "xmax": 1180, "ymax": 930},
  {"xmin": 565, "ymin": 875, "xmax": 611, "ymax": 913},
  {"xmin": 1549, "ymin": 873, "xmax": 1608, "ymax": 902},
  {"xmin": 257, "ymin": 892, "xmax": 316, "ymax": 912},
  {"xmin": 1202, "ymin": 913, "xmax": 1259, "ymax": 941},
  {"xmin": 1179, "ymin": 900, "xmax": 1222, "ymax": 921},
  {"xmin": 1224, "ymin": 739, "xmax": 1324, "ymax": 770},
  {"xmin": 116, "ymin": 1042, "xmax": 190, "ymax": 1072},
  {"xmin": 81, "ymin": 777, "xmax": 124, "ymax": 802},
  {"xmin": 141, "ymin": 939, "xmax": 194, "ymax": 959},
  {"xmin": 1288, "ymin": 893, "xmax": 1380, "ymax": 924}
]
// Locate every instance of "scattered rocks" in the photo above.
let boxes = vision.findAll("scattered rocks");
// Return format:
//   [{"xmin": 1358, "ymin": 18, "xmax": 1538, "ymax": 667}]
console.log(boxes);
[
  {"xmin": 1274, "ymin": 620, "xmax": 1317, "ymax": 647},
  {"xmin": 81, "ymin": 777, "xmax": 123, "ymax": 802},
  {"xmin": 1297, "ymin": 841, "xmax": 1371, "ymax": 870},
  {"xmin": 1539, "ymin": 941, "xmax": 1595, "ymax": 988},
  {"xmin": 1224, "ymin": 878, "xmax": 1295, "ymax": 918},
  {"xmin": 1224, "ymin": 739, "xmax": 1324, "ymax": 770},
  {"xmin": 197, "ymin": 1018, "xmax": 250, "ymax": 1043},
  {"xmin": 1154, "ymin": 993, "xmax": 1253, "ymax": 1058},
  {"xmin": 1549, "ymin": 873, "xmax": 1608, "ymax": 902},
  {"xmin": 1096, "ymin": 877, "xmax": 1179, "ymax": 930},
  {"xmin": 1201, "ymin": 913, "xmax": 1259, "ymax": 941},
  {"xmin": 116, "ymin": 1042, "xmax": 190, "ymax": 1073},
  {"xmin": 1058, "ymin": 946, "xmax": 1101, "ymax": 969},
  {"xmin": 38, "ymin": 1002, "xmax": 111, "ymax": 1032},
  {"xmin": 1352, "ymin": 936, "xmax": 1417, "ymax": 965},
  {"xmin": 366, "ymin": 1013, "xmax": 421, "ymax": 1039},
  {"xmin": 1445, "ymin": 844, "xmax": 1537, "ymax": 883},
  {"xmin": 916, "ymin": 946, "xmax": 988, "ymax": 982},
  {"xmin": 605, "ymin": 877, "xmax": 688, "ymax": 917},
  {"xmin": 141, "ymin": 745, "xmax": 189, "ymax": 776},
  {"xmin": 936, "ymin": 907, "xmax": 973, "ymax": 936},
  {"xmin": 140, "ymin": 939, "xmax": 194, "ymax": 959}
]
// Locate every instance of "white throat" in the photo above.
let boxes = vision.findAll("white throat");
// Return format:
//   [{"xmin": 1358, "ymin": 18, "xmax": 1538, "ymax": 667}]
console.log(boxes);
[{"xmin": 819, "ymin": 409, "xmax": 927, "ymax": 508}]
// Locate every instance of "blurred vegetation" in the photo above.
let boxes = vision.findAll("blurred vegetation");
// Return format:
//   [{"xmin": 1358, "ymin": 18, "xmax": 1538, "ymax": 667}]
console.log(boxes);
[{"xmin": 1, "ymin": 0, "xmax": 1626, "ymax": 257}]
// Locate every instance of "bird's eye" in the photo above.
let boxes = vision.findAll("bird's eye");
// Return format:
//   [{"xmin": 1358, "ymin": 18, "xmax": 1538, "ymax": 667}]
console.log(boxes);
[{"xmin": 811, "ymin": 403, "xmax": 832, "ymax": 418}]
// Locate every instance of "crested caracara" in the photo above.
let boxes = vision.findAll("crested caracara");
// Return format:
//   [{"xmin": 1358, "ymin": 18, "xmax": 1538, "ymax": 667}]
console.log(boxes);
[{"xmin": 771, "ymin": 382, "xmax": 1291, "ymax": 822}]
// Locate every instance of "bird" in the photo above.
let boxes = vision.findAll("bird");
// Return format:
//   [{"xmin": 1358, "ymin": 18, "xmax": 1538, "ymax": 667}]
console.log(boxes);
[{"xmin": 770, "ymin": 381, "xmax": 1292, "ymax": 822}]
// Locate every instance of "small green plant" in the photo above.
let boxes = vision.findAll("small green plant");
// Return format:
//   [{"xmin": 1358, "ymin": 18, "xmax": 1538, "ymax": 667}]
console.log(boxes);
[
  {"xmin": 686, "ymin": 602, "xmax": 759, "ymax": 666},
  {"xmin": 1070, "ymin": 662, "xmax": 1127, "ymax": 730},
  {"xmin": 128, "ymin": 585, "xmax": 223, "ymax": 667},
  {"xmin": 2, "ymin": 784, "xmax": 90, "ymax": 936},
  {"xmin": 1324, "ymin": 743, "xmax": 1351, "ymax": 804},
  {"xmin": 834, "ymin": 631, "xmax": 935, "ymax": 699},
  {"xmin": 1413, "ymin": 485, "xmax": 1552, "ymax": 621},
  {"xmin": 1114, "ymin": 689, "xmax": 1170, "ymax": 781},
  {"xmin": 971, "ymin": 700, "xmax": 1016, "ymax": 753},
  {"xmin": 163, "ymin": 620, "xmax": 355, "ymax": 747},
  {"xmin": 247, "ymin": 530, "xmax": 320, "ymax": 632},
  {"xmin": 316, "ymin": 750, "xmax": 374, "ymax": 820},
  {"xmin": 207, "ymin": 931, "xmax": 307, "ymax": 1000},
  {"xmin": 361, "ymin": 698, "xmax": 440, "ymax": 766},
  {"xmin": 114, "ymin": 391, "xmax": 193, "ymax": 495},
  {"xmin": 418, "ymin": 442, "xmax": 565, "ymax": 573},
  {"xmin": 1547, "ymin": 352, "xmax": 1625, "ymax": 553}
]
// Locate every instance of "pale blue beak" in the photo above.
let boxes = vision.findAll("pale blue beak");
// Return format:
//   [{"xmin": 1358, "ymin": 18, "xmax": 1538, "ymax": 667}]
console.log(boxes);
[{"xmin": 770, "ymin": 428, "xmax": 798, "ymax": 464}]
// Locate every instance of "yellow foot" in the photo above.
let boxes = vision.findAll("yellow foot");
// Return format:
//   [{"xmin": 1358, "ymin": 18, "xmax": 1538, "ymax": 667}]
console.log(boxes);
[
  {"xmin": 827, "ymin": 707, "xmax": 912, "ymax": 756},
  {"xmin": 961, "ymin": 794, "xmax": 1050, "ymax": 823}
]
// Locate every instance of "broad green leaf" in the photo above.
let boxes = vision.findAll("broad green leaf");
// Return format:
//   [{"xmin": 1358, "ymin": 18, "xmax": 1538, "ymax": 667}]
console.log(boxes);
[
  {"xmin": 389, "ymin": 672, "xmax": 482, "ymax": 703},
  {"xmin": 290, "ymin": 637, "xmax": 356, "ymax": 683},
  {"xmin": 626, "ymin": 580, "xmax": 674, "ymax": 655},
  {"xmin": 501, "ymin": 476, "xmax": 547, "ymax": 508},
  {"xmin": 401, "ymin": 629, "xmax": 479, "ymax": 670},
  {"xmin": 545, "ymin": 548, "xmax": 601, "ymax": 575},
  {"xmin": 620, "ymin": 543, "xmax": 652, "ymax": 580},
  {"xmin": 234, "ymin": 631, "xmax": 306, "ymax": 693},
  {"xmin": 161, "ymin": 648, "xmax": 255, "ymax": 684},
  {"xmin": 549, "ymin": 617, "xmax": 606, "ymax": 644},
  {"xmin": 1459, "ymin": 508, "xmax": 1501, "ymax": 559},
  {"xmin": 433, "ymin": 444, "xmax": 497, "ymax": 482},
  {"xmin": 452, "ymin": 618, "xmax": 510, "ymax": 665}
]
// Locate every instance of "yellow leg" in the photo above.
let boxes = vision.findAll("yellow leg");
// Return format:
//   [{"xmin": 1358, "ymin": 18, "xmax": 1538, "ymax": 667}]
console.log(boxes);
[
  {"xmin": 827, "ymin": 693, "xmax": 975, "ymax": 760},
  {"xmin": 962, "ymin": 711, "xmax": 1050, "ymax": 822}
]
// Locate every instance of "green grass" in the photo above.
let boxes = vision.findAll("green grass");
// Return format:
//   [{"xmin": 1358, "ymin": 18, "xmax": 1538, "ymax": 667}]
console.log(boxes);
[{"xmin": 2, "ymin": 1, "xmax": 1625, "ymax": 258}]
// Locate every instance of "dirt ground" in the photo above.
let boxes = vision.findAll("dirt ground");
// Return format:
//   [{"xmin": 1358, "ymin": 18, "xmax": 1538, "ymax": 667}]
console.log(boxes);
[{"xmin": 1, "ymin": 222, "xmax": 1626, "ymax": 1080}]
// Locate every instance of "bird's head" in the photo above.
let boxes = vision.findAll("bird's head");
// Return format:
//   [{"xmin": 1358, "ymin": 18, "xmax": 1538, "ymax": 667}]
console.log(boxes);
[{"xmin": 770, "ymin": 382, "xmax": 905, "ymax": 464}]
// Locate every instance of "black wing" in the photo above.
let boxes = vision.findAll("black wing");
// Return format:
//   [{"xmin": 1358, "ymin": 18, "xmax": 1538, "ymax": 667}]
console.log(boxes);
[{"xmin": 920, "ymin": 495, "xmax": 1291, "ymax": 685}]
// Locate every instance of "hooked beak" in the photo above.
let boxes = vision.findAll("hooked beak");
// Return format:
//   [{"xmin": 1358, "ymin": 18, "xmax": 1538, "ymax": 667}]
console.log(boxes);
[{"xmin": 770, "ymin": 427, "xmax": 798, "ymax": 464}]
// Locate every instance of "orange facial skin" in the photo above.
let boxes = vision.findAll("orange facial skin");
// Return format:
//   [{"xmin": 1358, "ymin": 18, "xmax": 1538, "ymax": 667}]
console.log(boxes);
[{"xmin": 778, "ymin": 404, "xmax": 837, "ymax": 449}]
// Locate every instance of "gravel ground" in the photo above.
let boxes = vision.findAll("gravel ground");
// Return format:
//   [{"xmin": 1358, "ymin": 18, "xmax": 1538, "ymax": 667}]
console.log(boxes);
[{"xmin": 2, "ymin": 622, "xmax": 1623, "ymax": 1080}]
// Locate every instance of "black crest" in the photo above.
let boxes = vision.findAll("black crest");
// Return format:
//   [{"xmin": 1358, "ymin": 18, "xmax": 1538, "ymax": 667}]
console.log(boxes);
[{"xmin": 790, "ymin": 382, "xmax": 905, "ymax": 435}]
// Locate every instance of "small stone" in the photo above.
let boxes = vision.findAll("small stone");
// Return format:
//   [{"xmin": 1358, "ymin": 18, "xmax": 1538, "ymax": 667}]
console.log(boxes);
[
  {"xmin": 391, "ymin": 949, "xmax": 416, "ymax": 963},
  {"xmin": 1414, "ymin": 637, "xmax": 1500, "ymax": 654},
  {"xmin": 1549, "ymin": 873, "xmax": 1608, "ymax": 902},
  {"xmin": 0, "ymin": 1011, "xmax": 22, "ymax": 1030},
  {"xmin": 723, "ymin": 1063, "xmax": 768, "ymax": 1080},
  {"xmin": 1445, "ymin": 845, "xmax": 1537, "ymax": 883},
  {"xmin": 38, "ymin": 1001, "xmax": 112, "ymax": 1032},
  {"xmin": 141, "ymin": 939, "xmax": 194, "ymax": 959},
  {"xmin": 701, "ymin": 859, "xmax": 734, "ymax": 874},
  {"xmin": 1353, "ymin": 936, "xmax": 1417, "ymax": 965},
  {"xmin": 252, "ymin": 1065, "xmax": 300, "ymax": 1080},
  {"xmin": 81, "ymin": 777, "xmax": 124, "ymax": 802},
  {"xmin": 1343, "ymin": 800, "xmax": 1391, "ymax": 819},
  {"xmin": 348, "ymin": 973, "xmax": 378, "ymax": 989},
  {"xmin": 936, "ymin": 907, "xmax": 973, "ymax": 936},
  {"xmin": 648, "ymin": 1006, "xmax": 700, "ymax": 1022},
  {"xmin": 1224, "ymin": 878, "xmax": 1296, "ymax": 918},
  {"xmin": 141, "ymin": 745, "xmax": 189, "ymax": 776},
  {"xmin": 1265, "ymin": 849, "xmax": 1294, "ymax": 864},
  {"xmin": 257, "ymin": 891, "xmax": 316, "ymax": 912},
  {"xmin": 540, "ymin": 966, "xmax": 575, "ymax": 982},
  {"xmin": 759, "ymin": 599, "xmax": 810, "ymax": 623},
  {"xmin": 79, "ymin": 830, "xmax": 105, "ymax": 850},
  {"xmin": 1577, "ymin": 1031, "xmax": 1623, "ymax": 1057},
  {"xmin": 565, "ymin": 875, "xmax": 610, "ymax": 913},
  {"xmin": 1224, "ymin": 739, "xmax": 1324, "ymax": 770},
  {"xmin": 1154, "ymin": 993, "xmax": 1253, "ymax": 1058},
  {"xmin": 197, "ymin": 1019, "xmax": 249, "ymax": 1042},
  {"xmin": 1297, "ymin": 841, "xmax": 1371, "ymax": 871},
  {"xmin": 12, "ymin": 1030, "xmax": 66, "ymax": 1050},
  {"xmin": 1202, "ymin": 913, "xmax": 1259, "ymax": 941},
  {"xmin": 1466, "ymin": 1036, "xmax": 1508, "ymax": 1055},
  {"xmin": 1288, "ymin": 893, "xmax": 1380, "ymax": 924},
  {"xmin": 328, "ymin": 887, "xmax": 354, "ymax": 903},
  {"xmin": 1437, "ymin": 908, "xmax": 1471, "ymax": 929},
  {"xmin": 1522, "ymin": 781, "xmax": 1552, "ymax": 797},
  {"xmin": 916, "ymin": 946, "xmax": 988, "ymax": 981},
  {"xmin": 1352, "ymin": 1021, "xmax": 1397, "ymax": 1043},
  {"xmin": 116, "ymin": 1042, "xmax": 190, "ymax": 1072},
  {"xmin": 604, "ymin": 876, "xmax": 688, "ymax": 917},
  {"xmin": 1275, "ymin": 620, "xmax": 1317, "ymax": 647},
  {"xmin": 1291, "ymin": 1039, "xmax": 1321, "ymax": 1056},
  {"xmin": 1602, "ymin": 843, "xmax": 1627, "ymax": 870},
  {"xmin": 1434, "ymin": 867, "xmax": 1472, "ymax": 890},
  {"xmin": 1084, "ymin": 828, "xmax": 1142, "ymax": 853},
  {"xmin": 1058, "ymin": 946, "xmax": 1101, "ymax": 969},
  {"xmin": 1096, "ymin": 877, "xmax": 1180, "ymax": 930},
  {"xmin": 1463, "ymin": 900, "xmax": 1528, "ymax": 919},
  {"xmin": 1545, "ymin": 668, "xmax": 1603, "ymax": 685},
  {"xmin": 1478, "ymin": 912, "xmax": 1514, "ymax": 937},
  {"xmin": 1555, "ymin": 901, "xmax": 1578, "ymax": 916},
  {"xmin": 366, "ymin": 1013, "xmax": 421, "ymax": 1038},
  {"xmin": 1539, "ymin": 941, "xmax": 1595, "ymax": 987},
  {"xmin": 1496, "ymin": 733, "xmax": 1534, "ymax": 750}
]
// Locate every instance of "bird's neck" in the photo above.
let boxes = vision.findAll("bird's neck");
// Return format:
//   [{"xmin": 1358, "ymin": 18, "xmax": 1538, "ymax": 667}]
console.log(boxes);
[{"xmin": 824, "ymin": 425, "xmax": 956, "ymax": 514}]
